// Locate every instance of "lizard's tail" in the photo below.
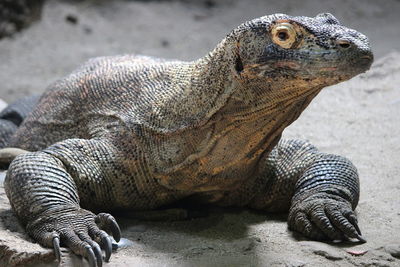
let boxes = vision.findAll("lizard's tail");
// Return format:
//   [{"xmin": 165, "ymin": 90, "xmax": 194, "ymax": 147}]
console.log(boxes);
[
  {"xmin": 0, "ymin": 95, "xmax": 40, "ymax": 169},
  {"xmin": 0, "ymin": 147, "xmax": 29, "ymax": 169}
]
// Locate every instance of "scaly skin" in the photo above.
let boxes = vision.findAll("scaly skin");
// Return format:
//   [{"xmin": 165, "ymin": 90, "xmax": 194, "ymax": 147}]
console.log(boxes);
[
  {"xmin": 0, "ymin": 95, "xmax": 39, "ymax": 149},
  {"xmin": 1, "ymin": 13, "xmax": 372, "ymax": 266}
]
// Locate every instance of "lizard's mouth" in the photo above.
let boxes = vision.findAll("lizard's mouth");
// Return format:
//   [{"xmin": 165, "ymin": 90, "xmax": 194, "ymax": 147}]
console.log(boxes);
[
  {"xmin": 361, "ymin": 55, "xmax": 373, "ymax": 61},
  {"xmin": 241, "ymin": 47, "xmax": 373, "ymax": 85},
  {"xmin": 273, "ymin": 61, "xmax": 301, "ymax": 70},
  {"xmin": 257, "ymin": 42, "xmax": 373, "ymax": 80},
  {"xmin": 271, "ymin": 61, "xmax": 340, "ymax": 73}
]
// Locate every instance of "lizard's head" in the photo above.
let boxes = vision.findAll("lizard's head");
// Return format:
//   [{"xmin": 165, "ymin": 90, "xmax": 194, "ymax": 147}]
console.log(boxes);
[{"xmin": 230, "ymin": 13, "xmax": 373, "ymax": 86}]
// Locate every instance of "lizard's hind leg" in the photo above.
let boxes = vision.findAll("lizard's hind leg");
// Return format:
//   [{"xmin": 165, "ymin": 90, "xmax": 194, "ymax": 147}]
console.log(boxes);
[
  {"xmin": 0, "ymin": 118, "xmax": 17, "ymax": 149},
  {"xmin": 0, "ymin": 95, "xmax": 40, "ymax": 169},
  {"xmin": 0, "ymin": 95, "xmax": 40, "ymax": 149}
]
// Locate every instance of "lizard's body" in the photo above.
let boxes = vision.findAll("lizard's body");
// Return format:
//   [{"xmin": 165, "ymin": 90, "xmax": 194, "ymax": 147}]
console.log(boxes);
[
  {"xmin": 9, "ymin": 51, "xmax": 320, "ymax": 210},
  {"xmin": 0, "ymin": 13, "xmax": 373, "ymax": 266}
]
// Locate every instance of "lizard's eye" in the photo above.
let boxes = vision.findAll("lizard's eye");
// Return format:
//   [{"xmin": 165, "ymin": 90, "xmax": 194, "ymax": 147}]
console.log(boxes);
[{"xmin": 271, "ymin": 23, "xmax": 297, "ymax": 49}]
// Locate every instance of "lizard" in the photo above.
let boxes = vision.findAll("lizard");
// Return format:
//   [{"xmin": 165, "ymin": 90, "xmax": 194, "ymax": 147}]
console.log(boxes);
[{"xmin": 0, "ymin": 13, "xmax": 373, "ymax": 267}]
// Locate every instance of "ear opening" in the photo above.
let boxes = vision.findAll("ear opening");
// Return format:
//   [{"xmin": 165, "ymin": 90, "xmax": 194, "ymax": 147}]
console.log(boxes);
[{"xmin": 235, "ymin": 54, "xmax": 244, "ymax": 73}]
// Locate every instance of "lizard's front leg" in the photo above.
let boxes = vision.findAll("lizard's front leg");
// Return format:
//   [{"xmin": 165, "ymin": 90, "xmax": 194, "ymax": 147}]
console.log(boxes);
[
  {"xmin": 249, "ymin": 139, "xmax": 364, "ymax": 242},
  {"xmin": 4, "ymin": 138, "xmax": 122, "ymax": 266}
]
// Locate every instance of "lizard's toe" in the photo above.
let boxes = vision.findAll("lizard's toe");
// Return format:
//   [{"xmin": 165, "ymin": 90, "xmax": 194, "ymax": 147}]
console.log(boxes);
[
  {"xmin": 76, "ymin": 232, "xmax": 103, "ymax": 267},
  {"xmin": 28, "ymin": 228, "xmax": 63, "ymax": 263},
  {"xmin": 95, "ymin": 213, "xmax": 121, "ymax": 242},
  {"xmin": 325, "ymin": 206, "xmax": 365, "ymax": 243},
  {"xmin": 62, "ymin": 231, "xmax": 100, "ymax": 267},
  {"xmin": 345, "ymin": 211, "xmax": 363, "ymax": 236},
  {"xmin": 310, "ymin": 207, "xmax": 345, "ymax": 241},
  {"xmin": 52, "ymin": 235, "xmax": 61, "ymax": 262},
  {"xmin": 89, "ymin": 227, "xmax": 113, "ymax": 262},
  {"xmin": 26, "ymin": 208, "xmax": 118, "ymax": 266},
  {"xmin": 290, "ymin": 210, "xmax": 327, "ymax": 240},
  {"xmin": 289, "ymin": 197, "xmax": 364, "ymax": 242}
]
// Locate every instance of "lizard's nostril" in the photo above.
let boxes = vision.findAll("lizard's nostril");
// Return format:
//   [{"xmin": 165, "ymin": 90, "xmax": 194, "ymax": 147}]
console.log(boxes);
[{"xmin": 337, "ymin": 40, "xmax": 351, "ymax": 49}]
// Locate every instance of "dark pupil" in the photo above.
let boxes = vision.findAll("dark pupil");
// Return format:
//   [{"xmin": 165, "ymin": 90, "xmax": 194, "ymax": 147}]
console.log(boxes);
[{"xmin": 278, "ymin": 31, "xmax": 288, "ymax": 41}]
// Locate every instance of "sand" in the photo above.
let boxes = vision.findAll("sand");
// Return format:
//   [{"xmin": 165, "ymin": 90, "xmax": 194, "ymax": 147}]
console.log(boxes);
[{"xmin": 0, "ymin": 0, "xmax": 399, "ymax": 266}]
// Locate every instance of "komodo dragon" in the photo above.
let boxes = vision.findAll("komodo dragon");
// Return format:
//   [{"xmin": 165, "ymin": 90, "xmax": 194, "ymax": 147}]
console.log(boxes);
[{"xmin": 0, "ymin": 13, "xmax": 373, "ymax": 266}]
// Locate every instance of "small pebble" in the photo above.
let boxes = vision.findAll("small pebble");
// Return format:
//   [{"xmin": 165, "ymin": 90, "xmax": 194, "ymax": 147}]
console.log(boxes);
[
  {"xmin": 161, "ymin": 39, "xmax": 170, "ymax": 47},
  {"xmin": 65, "ymin": 14, "xmax": 78, "ymax": 25},
  {"xmin": 204, "ymin": 0, "xmax": 216, "ymax": 8}
]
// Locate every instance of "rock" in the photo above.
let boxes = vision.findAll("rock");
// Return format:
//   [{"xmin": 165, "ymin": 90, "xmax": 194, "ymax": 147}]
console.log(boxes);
[
  {"xmin": 299, "ymin": 241, "xmax": 344, "ymax": 261},
  {"xmin": 0, "ymin": 99, "xmax": 6, "ymax": 112},
  {"xmin": 0, "ymin": 185, "xmax": 55, "ymax": 266},
  {"xmin": 383, "ymin": 244, "xmax": 400, "ymax": 259}
]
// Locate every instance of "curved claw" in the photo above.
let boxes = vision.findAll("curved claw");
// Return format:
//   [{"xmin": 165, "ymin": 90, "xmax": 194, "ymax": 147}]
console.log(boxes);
[
  {"xmin": 354, "ymin": 224, "xmax": 362, "ymax": 236},
  {"xmin": 109, "ymin": 219, "xmax": 121, "ymax": 242},
  {"xmin": 346, "ymin": 214, "xmax": 362, "ymax": 236},
  {"xmin": 348, "ymin": 215, "xmax": 365, "ymax": 242},
  {"xmin": 327, "ymin": 209, "xmax": 363, "ymax": 243},
  {"xmin": 96, "ymin": 213, "xmax": 121, "ymax": 242},
  {"xmin": 86, "ymin": 246, "xmax": 97, "ymax": 267},
  {"xmin": 356, "ymin": 234, "xmax": 367, "ymax": 243},
  {"xmin": 102, "ymin": 235, "xmax": 112, "ymax": 262},
  {"xmin": 52, "ymin": 236, "xmax": 61, "ymax": 262},
  {"xmin": 92, "ymin": 243, "xmax": 103, "ymax": 267},
  {"xmin": 77, "ymin": 231, "xmax": 104, "ymax": 267}
]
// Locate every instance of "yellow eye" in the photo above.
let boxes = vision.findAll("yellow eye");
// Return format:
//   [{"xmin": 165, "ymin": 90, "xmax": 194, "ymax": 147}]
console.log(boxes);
[{"xmin": 271, "ymin": 23, "xmax": 297, "ymax": 49}]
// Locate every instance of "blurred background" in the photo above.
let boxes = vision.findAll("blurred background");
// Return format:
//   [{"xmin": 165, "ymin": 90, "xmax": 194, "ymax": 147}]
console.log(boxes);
[{"xmin": 0, "ymin": 0, "xmax": 399, "ymax": 102}]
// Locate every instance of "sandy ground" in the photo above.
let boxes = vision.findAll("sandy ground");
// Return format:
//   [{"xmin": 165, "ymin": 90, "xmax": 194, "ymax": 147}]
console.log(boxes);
[{"xmin": 0, "ymin": 0, "xmax": 400, "ymax": 266}]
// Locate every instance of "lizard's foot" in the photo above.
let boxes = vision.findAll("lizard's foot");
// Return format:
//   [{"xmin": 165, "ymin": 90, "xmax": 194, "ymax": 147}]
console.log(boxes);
[
  {"xmin": 288, "ymin": 194, "xmax": 365, "ymax": 243},
  {"xmin": 26, "ymin": 207, "xmax": 121, "ymax": 267}
]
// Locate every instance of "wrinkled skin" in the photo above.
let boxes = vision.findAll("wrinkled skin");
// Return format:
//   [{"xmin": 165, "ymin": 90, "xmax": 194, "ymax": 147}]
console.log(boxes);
[{"xmin": 0, "ymin": 13, "xmax": 372, "ymax": 266}]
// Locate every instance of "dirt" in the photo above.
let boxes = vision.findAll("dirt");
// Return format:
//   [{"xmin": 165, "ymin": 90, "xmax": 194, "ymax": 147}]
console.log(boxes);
[{"xmin": 0, "ymin": 0, "xmax": 399, "ymax": 266}]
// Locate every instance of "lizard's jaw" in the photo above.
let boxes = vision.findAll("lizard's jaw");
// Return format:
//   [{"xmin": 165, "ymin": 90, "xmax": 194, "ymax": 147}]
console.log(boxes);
[{"xmin": 256, "ymin": 46, "xmax": 373, "ymax": 82}]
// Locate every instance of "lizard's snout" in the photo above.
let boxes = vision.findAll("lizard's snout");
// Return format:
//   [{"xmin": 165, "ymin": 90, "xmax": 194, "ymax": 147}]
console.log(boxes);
[{"xmin": 334, "ymin": 30, "xmax": 374, "ymax": 73}]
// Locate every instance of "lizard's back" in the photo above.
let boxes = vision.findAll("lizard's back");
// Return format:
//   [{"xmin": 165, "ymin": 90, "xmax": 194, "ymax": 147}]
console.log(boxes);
[{"xmin": 9, "ymin": 54, "xmax": 181, "ymax": 151}]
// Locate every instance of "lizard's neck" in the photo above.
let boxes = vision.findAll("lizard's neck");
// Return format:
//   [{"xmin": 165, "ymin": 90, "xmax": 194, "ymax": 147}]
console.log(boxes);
[
  {"xmin": 148, "ymin": 37, "xmax": 238, "ymax": 133},
  {"xmin": 149, "ymin": 36, "xmax": 324, "ymax": 135},
  {"xmin": 183, "ymin": 38, "xmax": 239, "ymax": 124},
  {"xmin": 148, "ymin": 40, "xmax": 325, "ymax": 192}
]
